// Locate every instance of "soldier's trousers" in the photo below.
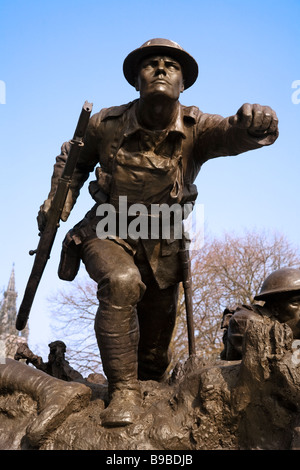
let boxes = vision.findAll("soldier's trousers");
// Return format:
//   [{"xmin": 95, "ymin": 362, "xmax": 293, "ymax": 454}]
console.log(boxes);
[{"xmin": 81, "ymin": 237, "xmax": 179, "ymax": 387}]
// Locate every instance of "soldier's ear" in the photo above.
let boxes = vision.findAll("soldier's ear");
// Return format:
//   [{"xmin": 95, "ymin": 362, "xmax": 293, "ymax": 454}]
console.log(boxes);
[
  {"xmin": 180, "ymin": 79, "xmax": 185, "ymax": 93},
  {"xmin": 134, "ymin": 77, "xmax": 140, "ymax": 92}
]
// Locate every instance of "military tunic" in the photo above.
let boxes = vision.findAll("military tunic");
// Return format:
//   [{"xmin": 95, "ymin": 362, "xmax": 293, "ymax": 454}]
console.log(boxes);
[{"xmin": 49, "ymin": 99, "xmax": 278, "ymax": 289}]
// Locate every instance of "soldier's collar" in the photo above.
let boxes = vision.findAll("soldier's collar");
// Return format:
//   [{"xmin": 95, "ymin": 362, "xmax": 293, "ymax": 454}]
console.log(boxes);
[{"xmin": 123, "ymin": 100, "xmax": 196, "ymax": 139}]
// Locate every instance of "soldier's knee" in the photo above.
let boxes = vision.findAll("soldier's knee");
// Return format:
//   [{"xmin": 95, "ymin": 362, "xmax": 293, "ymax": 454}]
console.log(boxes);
[{"xmin": 99, "ymin": 267, "xmax": 145, "ymax": 306}]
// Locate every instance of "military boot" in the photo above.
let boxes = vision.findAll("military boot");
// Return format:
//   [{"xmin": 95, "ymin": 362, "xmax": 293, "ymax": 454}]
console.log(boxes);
[
  {"xmin": 100, "ymin": 380, "xmax": 142, "ymax": 427},
  {"xmin": 94, "ymin": 303, "xmax": 143, "ymax": 427}
]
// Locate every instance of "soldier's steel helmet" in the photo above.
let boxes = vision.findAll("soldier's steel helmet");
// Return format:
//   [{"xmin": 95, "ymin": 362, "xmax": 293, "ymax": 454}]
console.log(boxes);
[
  {"xmin": 123, "ymin": 38, "xmax": 198, "ymax": 90},
  {"xmin": 254, "ymin": 267, "xmax": 300, "ymax": 300}
]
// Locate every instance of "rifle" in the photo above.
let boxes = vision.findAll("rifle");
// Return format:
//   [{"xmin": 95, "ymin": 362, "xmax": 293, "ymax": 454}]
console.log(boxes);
[
  {"xmin": 16, "ymin": 101, "xmax": 93, "ymax": 331},
  {"xmin": 179, "ymin": 235, "xmax": 196, "ymax": 357}
]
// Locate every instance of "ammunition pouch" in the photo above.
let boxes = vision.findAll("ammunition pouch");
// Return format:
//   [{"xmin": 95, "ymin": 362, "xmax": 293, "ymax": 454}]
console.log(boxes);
[
  {"xmin": 58, "ymin": 231, "xmax": 81, "ymax": 281},
  {"xmin": 181, "ymin": 183, "xmax": 198, "ymax": 205},
  {"xmin": 88, "ymin": 167, "xmax": 112, "ymax": 204},
  {"xmin": 181, "ymin": 183, "xmax": 198, "ymax": 219}
]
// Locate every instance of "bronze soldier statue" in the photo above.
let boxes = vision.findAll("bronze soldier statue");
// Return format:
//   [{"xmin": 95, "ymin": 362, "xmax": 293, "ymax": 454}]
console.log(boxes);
[
  {"xmin": 37, "ymin": 38, "xmax": 279, "ymax": 426},
  {"xmin": 14, "ymin": 341, "xmax": 85, "ymax": 382},
  {"xmin": 221, "ymin": 267, "xmax": 300, "ymax": 361}
]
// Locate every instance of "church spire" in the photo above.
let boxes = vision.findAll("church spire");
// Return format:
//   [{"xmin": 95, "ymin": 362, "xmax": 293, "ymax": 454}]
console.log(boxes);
[
  {"xmin": 6, "ymin": 263, "xmax": 16, "ymax": 293},
  {"xmin": 0, "ymin": 264, "xmax": 18, "ymax": 336},
  {"xmin": 0, "ymin": 265, "xmax": 29, "ymax": 358}
]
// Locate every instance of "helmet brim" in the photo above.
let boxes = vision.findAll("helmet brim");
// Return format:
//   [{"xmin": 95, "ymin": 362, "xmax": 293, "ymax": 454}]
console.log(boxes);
[
  {"xmin": 123, "ymin": 44, "xmax": 198, "ymax": 90},
  {"xmin": 255, "ymin": 287, "xmax": 300, "ymax": 301}
]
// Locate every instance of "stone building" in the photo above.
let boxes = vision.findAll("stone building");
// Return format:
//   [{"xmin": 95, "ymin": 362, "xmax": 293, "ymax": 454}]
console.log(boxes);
[{"xmin": 0, "ymin": 265, "xmax": 28, "ymax": 359}]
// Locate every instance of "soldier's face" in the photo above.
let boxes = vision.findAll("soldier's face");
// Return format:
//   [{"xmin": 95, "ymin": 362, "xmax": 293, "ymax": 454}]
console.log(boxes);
[
  {"xmin": 135, "ymin": 55, "xmax": 185, "ymax": 101},
  {"xmin": 271, "ymin": 294, "xmax": 300, "ymax": 336},
  {"xmin": 283, "ymin": 295, "xmax": 300, "ymax": 320}
]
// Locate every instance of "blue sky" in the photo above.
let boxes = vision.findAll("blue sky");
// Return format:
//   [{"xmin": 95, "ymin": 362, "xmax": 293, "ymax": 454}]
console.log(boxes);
[{"xmin": 0, "ymin": 0, "xmax": 299, "ymax": 354}]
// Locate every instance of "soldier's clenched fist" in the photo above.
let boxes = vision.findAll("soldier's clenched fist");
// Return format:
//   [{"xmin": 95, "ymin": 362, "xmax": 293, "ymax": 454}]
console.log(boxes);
[{"xmin": 229, "ymin": 103, "xmax": 279, "ymax": 135}]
